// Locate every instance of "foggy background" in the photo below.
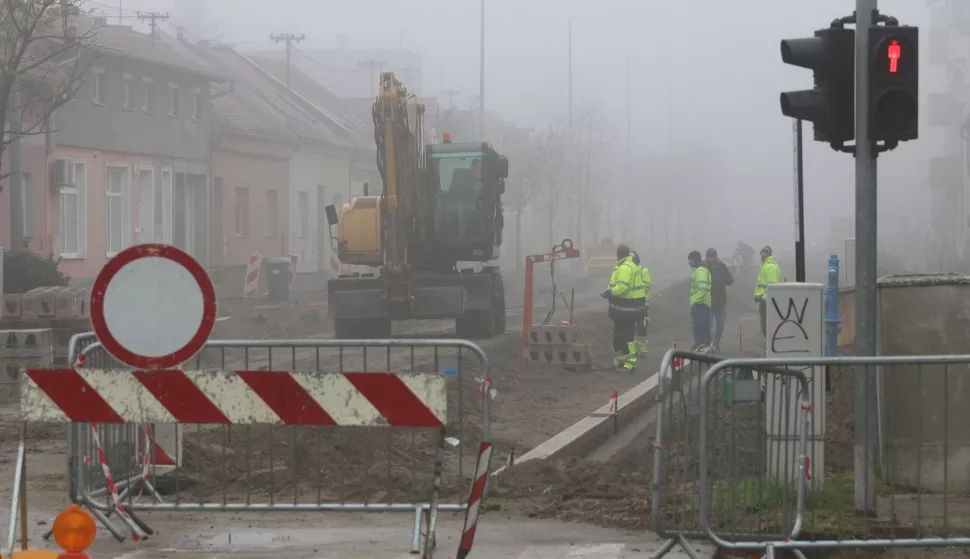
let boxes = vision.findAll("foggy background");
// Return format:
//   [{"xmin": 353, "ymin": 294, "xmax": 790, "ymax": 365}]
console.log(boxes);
[{"xmin": 95, "ymin": 0, "xmax": 940, "ymax": 276}]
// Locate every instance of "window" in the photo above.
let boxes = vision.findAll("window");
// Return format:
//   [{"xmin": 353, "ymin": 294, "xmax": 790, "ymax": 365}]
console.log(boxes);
[
  {"xmin": 168, "ymin": 83, "xmax": 179, "ymax": 116},
  {"xmin": 298, "ymin": 191, "xmax": 309, "ymax": 239},
  {"xmin": 18, "ymin": 173, "xmax": 32, "ymax": 238},
  {"xmin": 137, "ymin": 167, "xmax": 154, "ymax": 243},
  {"xmin": 142, "ymin": 78, "xmax": 153, "ymax": 112},
  {"xmin": 192, "ymin": 92, "xmax": 202, "ymax": 121},
  {"xmin": 265, "ymin": 190, "xmax": 278, "ymax": 238},
  {"xmin": 234, "ymin": 186, "xmax": 249, "ymax": 238},
  {"xmin": 59, "ymin": 162, "xmax": 86, "ymax": 257},
  {"xmin": 123, "ymin": 74, "xmax": 133, "ymax": 109},
  {"xmin": 106, "ymin": 166, "xmax": 130, "ymax": 255},
  {"xmin": 92, "ymin": 71, "xmax": 104, "ymax": 104},
  {"xmin": 158, "ymin": 169, "xmax": 173, "ymax": 243}
]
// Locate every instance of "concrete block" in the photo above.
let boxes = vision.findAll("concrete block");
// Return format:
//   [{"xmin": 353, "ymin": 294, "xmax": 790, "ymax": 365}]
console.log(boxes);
[
  {"xmin": 54, "ymin": 286, "xmax": 89, "ymax": 318},
  {"xmin": 0, "ymin": 329, "xmax": 53, "ymax": 358},
  {"xmin": 528, "ymin": 325, "xmax": 580, "ymax": 346},
  {"xmin": 21, "ymin": 287, "xmax": 57, "ymax": 320},
  {"xmin": 2, "ymin": 354, "xmax": 54, "ymax": 381},
  {"xmin": 2, "ymin": 294, "xmax": 22, "ymax": 319},
  {"xmin": 528, "ymin": 344, "xmax": 590, "ymax": 366}
]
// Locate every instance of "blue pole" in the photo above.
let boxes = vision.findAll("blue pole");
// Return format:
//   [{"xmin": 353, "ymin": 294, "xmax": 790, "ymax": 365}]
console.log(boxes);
[{"xmin": 825, "ymin": 254, "xmax": 840, "ymax": 356}]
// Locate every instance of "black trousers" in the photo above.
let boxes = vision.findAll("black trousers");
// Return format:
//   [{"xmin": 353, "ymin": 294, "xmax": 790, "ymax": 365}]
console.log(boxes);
[{"xmin": 612, "ymin": 314, "xmax": 637, "ymax": 354}]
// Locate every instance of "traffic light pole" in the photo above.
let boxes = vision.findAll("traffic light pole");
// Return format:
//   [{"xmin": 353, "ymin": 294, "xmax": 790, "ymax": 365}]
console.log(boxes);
[
  {"xmin": 854, "ymin": 0, "xmax": 879, "ymax": 518},
  {"xmin": 794, "ymin": 119, "xmax": 806, "ymax": 282}
]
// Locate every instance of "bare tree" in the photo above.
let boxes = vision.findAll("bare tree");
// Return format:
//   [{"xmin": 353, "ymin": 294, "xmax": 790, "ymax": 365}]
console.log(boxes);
[
  {"xmin": 531, "ymin": 122, "xmax": 568, "ymax": 247},
  {"xmin": 0, "ymin": 0, "xmax": 94, "ymax": 185},
  {"xmin": 573, "ymin": 108, "xmax": 615, "ymax": 247},
  {"xmin": 504, "ymin": 125, "xmax": 560, "ymax": 268}
]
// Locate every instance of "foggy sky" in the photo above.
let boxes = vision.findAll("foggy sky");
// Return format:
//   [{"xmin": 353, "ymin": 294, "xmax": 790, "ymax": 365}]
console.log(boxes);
[{"xmin": 103, "ymin": 0, "xmax": 934, "ymax": 262}]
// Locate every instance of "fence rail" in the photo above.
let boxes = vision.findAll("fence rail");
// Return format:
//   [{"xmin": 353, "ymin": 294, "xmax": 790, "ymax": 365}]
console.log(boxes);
[
  {"xmin": 652, "ymin": 350, "xmax": 970, "ymax": 558},
  {"xmin": 33, "ymin": 333, "xmax": 493, "ymax": 557}
]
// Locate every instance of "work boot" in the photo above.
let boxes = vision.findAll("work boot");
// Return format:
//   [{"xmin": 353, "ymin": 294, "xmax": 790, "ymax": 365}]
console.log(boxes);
[{"xmin": 612, "ymin": 353, "xmax": 625, "ymax": 370}]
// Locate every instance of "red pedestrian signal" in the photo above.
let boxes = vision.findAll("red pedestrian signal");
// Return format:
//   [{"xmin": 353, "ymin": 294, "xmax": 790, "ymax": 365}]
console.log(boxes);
[
  {"xmin": 869, "ymin": 25, "xmax": 919, "ymax": 143},
  {"xmin": 888, "ymin": 40, "xmax": 900, "ymax": 73}
]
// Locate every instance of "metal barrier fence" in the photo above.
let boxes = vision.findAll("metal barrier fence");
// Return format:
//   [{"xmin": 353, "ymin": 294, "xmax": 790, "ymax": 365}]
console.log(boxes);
[
  {"xmin": 49, "ymin": 333, "xmax": 492, "ymax": 555},
  {"xmin": 653, "ymin": 351, "xmax": 970, "ymax": 559},
  {"xmin": 651, "ymin": 349, "xmax": 812, "ymax": 559}
]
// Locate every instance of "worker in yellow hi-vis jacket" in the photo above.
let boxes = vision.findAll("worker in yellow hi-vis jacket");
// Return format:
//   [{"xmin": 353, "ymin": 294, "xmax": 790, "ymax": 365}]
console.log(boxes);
[
  {"xmin": 688, "ymin": 250, "xmax": 712, "ymax": 351},
  {"xmin": 630, "ymin": 250, "xmax": 651, "ymax": 358},
  {"xmin": 601, "ymin": 244, "xmax": 645, "ymax": 372}
]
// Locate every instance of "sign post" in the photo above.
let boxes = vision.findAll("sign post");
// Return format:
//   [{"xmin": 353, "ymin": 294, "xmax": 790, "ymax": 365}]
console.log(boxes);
[{"xmin": 87, "ymin": 243, "xmax": 217, "ymax": 472}]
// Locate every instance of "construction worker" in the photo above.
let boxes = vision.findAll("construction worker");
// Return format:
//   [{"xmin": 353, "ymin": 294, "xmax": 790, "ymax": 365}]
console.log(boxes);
[
  {"xmin": 688, "ymin": 250, "xmax": 712, "ymax": 351},
  {"xmin": 754, "ymin": 245, "xmax": 783, "ymax": 336},
  {"xmin": 601, "ymin": 244, "xmax": 645, "ymax": 371},
  {"xmin": 631, "ymin": 250, "xmax": 651, "ymax": 358}
]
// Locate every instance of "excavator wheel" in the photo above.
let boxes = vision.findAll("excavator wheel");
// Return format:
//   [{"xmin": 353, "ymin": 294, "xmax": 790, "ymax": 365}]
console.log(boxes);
[
  {"xmin": 492, "ymin": 274, "xmax": 506, "ymax": 335},
  {"xmin": 334, "ymin": 318, "xmax": 392, "ymax": 339},
  {"xmin": 455, "ymin": 310, "xmax": 494, "ymax": 340}
]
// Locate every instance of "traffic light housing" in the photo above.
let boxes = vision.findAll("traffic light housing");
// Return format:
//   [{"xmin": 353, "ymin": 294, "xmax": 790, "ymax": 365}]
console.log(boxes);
[
  {"xmin": 780, "ymin": 28, "xmax": 856, "ymax": 146},
  {"xmin": 869, "ymin": 25, "xmax": 918, "ymax": 143}
]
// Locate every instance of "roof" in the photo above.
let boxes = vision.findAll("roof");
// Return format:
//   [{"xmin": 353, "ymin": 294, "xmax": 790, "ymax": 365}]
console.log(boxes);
[
  {"xmin": 246, "ymin": 57, "xmax": 372, "ymax": 151},
  {"xmin": 182, "ymin": 43, "xmax": 354, "ymax": 148},
  {"xmin": 76, "ymin": 16, "xmax": 225, "ymax": 81},
  {"xmin": 156, "ymin": 33, "xmax": 295, "ymax": 142},
  {"xmin": 210, "ymin": 85, "xmax": 298, "ymax": 142}
]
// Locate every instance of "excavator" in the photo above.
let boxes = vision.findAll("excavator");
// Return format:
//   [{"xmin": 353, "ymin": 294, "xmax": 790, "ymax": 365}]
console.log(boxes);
[{"xmin": 324, "ymin": 73, "xmax": 509, "ymax": 339}]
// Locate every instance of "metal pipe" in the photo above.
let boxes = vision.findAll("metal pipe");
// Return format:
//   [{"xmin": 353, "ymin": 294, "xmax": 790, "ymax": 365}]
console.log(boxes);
[
  {"xmin": 854, "ymin": 0, "xmax": 879, "ymax": 517},
  {"xmin": 825, "ymin": 254, "xmax": 840, "ymax": 356}
]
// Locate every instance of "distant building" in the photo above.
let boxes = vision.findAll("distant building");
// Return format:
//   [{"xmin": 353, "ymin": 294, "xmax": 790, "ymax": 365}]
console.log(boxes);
[{"xmin": 248, "ymin": 47, "xmax": 424, "ymax": 99}]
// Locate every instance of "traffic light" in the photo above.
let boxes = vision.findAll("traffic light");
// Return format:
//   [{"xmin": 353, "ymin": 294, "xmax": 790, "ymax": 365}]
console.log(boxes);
[
  {"xmin": 869, "ymin": 25, "xmax": 918, "ymax": 142},
  {"xmin": 780, "ymin": 27, "xmax": 855, "ymax": 145}
]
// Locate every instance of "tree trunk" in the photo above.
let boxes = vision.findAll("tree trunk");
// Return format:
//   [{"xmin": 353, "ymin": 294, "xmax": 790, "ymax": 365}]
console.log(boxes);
[{"xmin": 515, "ymin": 209, "xmax": 522, "ymax": 271}]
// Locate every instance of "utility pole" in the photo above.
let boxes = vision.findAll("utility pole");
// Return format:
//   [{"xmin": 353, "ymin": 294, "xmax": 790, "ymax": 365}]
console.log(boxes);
[
  {"xmin": 854, "ymin": 0, "xmax": 879, "ymax": 519},
  {"xmin": 118, "ymin": 0, "xmax": 122, "ymax": 25},
  {"xmin": 568, "ymin": 17, "xmax": 577, "ymax": 248},
  {"xmin": 137, "ymin": 12, "xmax": 169, "ymax": 41},
  {"xmin": 358, "ymin": 59, "xmax": 387, "ymax": 96},
  {"xmin": 9, "ymin": 86, "xmax": 22, "ymax": 248},
  {"xmin": 625, "ymin": 58, "xmax": 632, "ymax": 242},
  {"xmin": 479, "ymin": 0, "xmax": 485, "ymax": 138},
  {"xmin": 270, "ymin": 32, "xmax": 306, "ymax": 89}
]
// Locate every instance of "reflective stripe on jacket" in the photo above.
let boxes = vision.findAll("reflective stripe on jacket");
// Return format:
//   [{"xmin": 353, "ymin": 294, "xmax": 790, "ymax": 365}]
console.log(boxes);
[
  {"xmin": 691, "ymin": 265, "xmax": 712, "ymax": 307},
  {"xmin": 754, "ymin": 256, "xmax": 783, "ymax": 301}
]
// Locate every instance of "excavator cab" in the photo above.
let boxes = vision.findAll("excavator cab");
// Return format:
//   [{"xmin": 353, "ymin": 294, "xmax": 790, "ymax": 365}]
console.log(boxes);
[{"xmin": 428, "ymin": 142, "xmax": 508, "ymax": 261}]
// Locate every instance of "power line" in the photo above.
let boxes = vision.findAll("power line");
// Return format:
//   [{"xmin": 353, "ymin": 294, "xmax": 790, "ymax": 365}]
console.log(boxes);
[
  {"xmin": 291, "ymin": 45, "xmax": 365, "ymax": 75},
  {"xmin": 270, "ymin": 32, "xmax": 306, "ymax": 89}
]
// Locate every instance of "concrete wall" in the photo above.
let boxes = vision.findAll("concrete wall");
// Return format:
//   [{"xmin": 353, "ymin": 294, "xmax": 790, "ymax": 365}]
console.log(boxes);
[
  {"xmin": 211, "ymin": 134, "xmax": 293, "ymax": 268},
  {"xmin": 0, "ymin": 134, "xmax": 50, "ymax": 255},
  {"xmin": 878, "ymin": 274, "xmax": 970, "ymax": 492},
  {"xmin": 56, "ymin": 51, "xmax": 210, "ymax": 162},
  {"xmin": 50, "ymin": 147, "xmax": 149, "ymax": 280}
]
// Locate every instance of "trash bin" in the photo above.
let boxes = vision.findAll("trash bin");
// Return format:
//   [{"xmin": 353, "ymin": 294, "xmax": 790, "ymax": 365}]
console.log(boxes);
[{"xmin": 264, "ymin": 257, "xmax": 292, "ymax": 302}]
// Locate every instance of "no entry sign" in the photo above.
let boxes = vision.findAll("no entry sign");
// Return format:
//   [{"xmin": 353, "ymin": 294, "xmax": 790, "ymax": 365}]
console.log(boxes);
[{"xmin": 90, "ymin": 244, "xmax": 216, "ymax": 370}]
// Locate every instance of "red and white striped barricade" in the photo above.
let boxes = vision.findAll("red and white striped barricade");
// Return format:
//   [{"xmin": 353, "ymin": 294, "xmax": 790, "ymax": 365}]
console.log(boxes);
[
  {"xmin": 22, "ymin": 366, "xmax": 487, "ymax": 558},
  {"xmin": 243, "ymin": 253, "xmax": 262, "ymax": 298}
]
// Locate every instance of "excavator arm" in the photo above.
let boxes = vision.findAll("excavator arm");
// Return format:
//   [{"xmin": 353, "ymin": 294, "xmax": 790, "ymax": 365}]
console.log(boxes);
[{"xmin": 372, "ymin": 72, "xmax": 425, "ymax": 313}]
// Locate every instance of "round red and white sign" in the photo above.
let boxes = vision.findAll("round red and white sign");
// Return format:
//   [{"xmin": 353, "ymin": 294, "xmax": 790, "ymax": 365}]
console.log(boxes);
[{"xmin": 90, "ymin": 244, "xmax": 216, "ymax": 370}]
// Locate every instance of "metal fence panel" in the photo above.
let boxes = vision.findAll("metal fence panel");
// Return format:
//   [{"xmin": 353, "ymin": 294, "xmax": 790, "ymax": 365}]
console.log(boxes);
[
  {"xmin": 52, "ymin": 334, "xmax": 492, "ymax": 555},
  {"xmin": 658, "ymin": 353, "xmax": 970, "ymax": 557},
  {"xmin": 651, "ymin": 349, "xmax": 810, "ymax": 559}
]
